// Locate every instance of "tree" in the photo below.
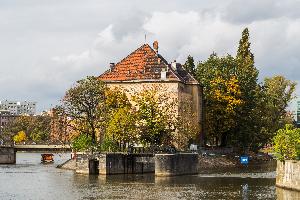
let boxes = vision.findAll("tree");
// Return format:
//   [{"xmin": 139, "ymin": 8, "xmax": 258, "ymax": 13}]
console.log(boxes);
[
  {"xmin": 196, "ymin": 54, "xmax": 242, "ymax": 146},
  {"xmin": 132, "ymin": 85, "xmax": 176, "ymax": 146},
  {"xmin": 208, "ymin": 76, "xmax": 243, "ymax": 146},
  {"xmin": 194, "ymin": 28, "xmax": 296, "ymax": 151},
  {"xmin": 233, "ymin": 27, "xmax": 259, "ymax": 150},
  {"xmin": 62, "ymin": 76, "xmax": 107, "ymax": 144},
  {"xmin": 13, "ymin": 131, "xmax": 27, "ymax": 143},
  {"xmin": 183, "ymin": 55, "xmax": 196, "ymax": 76},
  {"xmin": 2, "ymin": 116, "xmax": 31, "ymax": 143},
  {"xmin": 71, "ymin": 134, "xmax": 93, "ymax": 152},
  {"xmin": 175, "ymin": 98, "xmax": 200, "ymax": 150},
  {"xmin": 30, "ymin": 115, "xmax": 51, "ymax": 142},
  {"xmin": 259, "ymin": 76, "xmax": 296, "ymax": 144},
  {"xmin": 105, "ymin": 87, "xmax": 131, "ymax": 109},
  {"xmin": 106, "ymin": 107, "xmax": 137, "ymax": 151},
  {"xmin": 273, "ymin": 124, "xmax": 300, "ymax": 161},
  {"xmin": 50, "ymin": 106, "xmax": 72, "ymax": 144},
  {"xmin": 2, "ymin": 115, "xmax": 51, "ymax": 143},
  {"xmin": 104, "ymin": 88, "xmax": 137, "ymax": 151}
]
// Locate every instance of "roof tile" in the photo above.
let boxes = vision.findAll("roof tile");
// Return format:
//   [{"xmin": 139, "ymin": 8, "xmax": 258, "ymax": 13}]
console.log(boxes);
[{"xmin": 99, "ymin": 43, "xmax": 198, "ymax": 84}]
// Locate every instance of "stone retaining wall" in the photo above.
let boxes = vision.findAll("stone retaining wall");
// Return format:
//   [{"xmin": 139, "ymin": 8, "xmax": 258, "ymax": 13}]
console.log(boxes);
[
  {"xmin": 74, "ymin": 153, "xmax": 198, "ymax": 176},
  {"xmin": 0, "ymin": 147, "xmax": 16, "ymax": 164},
  {"xmin": 75, "ymin": 153, "xmax": 155, "ymax": 175},
  {"xmin": 276, "ymin": 160, "xmax": 300, "ymax": 191},
  {"xmin": 155, "ymin": 153, "xmax": 198, "ymax": 176},
  {"xmin": 75, "ymin": 153, "xmax": 90, "ymax": 174},
  {"xmin": 99, "ymin": 153, "xmax": 154, "ymax": 175}
]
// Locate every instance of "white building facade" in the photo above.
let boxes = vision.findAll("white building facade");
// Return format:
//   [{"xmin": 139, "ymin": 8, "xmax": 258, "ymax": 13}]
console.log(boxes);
[{"xmin": 0, "ymin": 100, "xmax": 36, "ymax": 115}]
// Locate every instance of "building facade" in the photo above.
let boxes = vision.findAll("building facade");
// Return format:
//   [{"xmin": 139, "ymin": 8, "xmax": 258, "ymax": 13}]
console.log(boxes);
[
  {"xmin": 99, "ymin": 42, "xmax": 204, "ymax": 146},
  {"xmin": 0, "ymin": 100, "xmax": 36, "ymax": 116},
  {"xmin": 0, "ymin": 110, "xmax": 17, "ymax": 136}
]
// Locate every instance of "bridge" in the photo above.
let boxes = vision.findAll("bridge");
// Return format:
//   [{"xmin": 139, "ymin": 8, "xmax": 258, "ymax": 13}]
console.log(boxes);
[{"xmin": 14, "ymin": 144, "xmax": 71, "ymax": 152}]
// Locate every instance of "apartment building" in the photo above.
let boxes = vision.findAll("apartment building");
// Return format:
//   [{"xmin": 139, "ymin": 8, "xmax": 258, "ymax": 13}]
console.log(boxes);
[{"xmin": 0, "ymin": 100, "xmax": 36, "ymax": 116}]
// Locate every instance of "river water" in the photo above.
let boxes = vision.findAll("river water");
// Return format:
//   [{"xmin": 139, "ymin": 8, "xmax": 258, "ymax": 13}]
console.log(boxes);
[{"xmin": 0, "ymin": 153, "xmax": 299, "ymax": 200}]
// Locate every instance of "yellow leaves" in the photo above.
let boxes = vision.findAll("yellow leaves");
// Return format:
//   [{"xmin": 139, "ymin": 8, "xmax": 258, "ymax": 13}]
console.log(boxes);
[
  {"xmin": 105, "ymin": 88, "xmax": 130, "ymax": 109},
  {"xmin": 205, "ymin": 75, "xmax": 244, "ymax": 138},
  {"xmin": 13, "ymin": 131, "xmax": 27, "ymax": 143},
  {"xmin": 209, "ymin": 76, "xmax": 243, "ymax": 113}
]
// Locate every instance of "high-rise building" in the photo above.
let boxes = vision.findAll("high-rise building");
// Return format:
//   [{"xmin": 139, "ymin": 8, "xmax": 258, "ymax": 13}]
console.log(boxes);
[{"xmin": 0, "ymin": 100, "xmax": 36, "ymax": 116}]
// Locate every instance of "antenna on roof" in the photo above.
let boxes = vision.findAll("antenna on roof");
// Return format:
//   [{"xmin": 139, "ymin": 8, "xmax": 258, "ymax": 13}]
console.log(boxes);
[{"xmin": 144, "ymin": 34, "xmax": 147, "ymax": 44}]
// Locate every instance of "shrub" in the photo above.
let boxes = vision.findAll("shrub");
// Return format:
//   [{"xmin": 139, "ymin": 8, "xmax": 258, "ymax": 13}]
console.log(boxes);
[
  {"xmin": 100, "ymin": 138, "xmax": 119, "ymax": 152},
  {"xmin": 273, "ymin": 124, "xmax": 300, "ymax": 161},
  {"xmin": 71, "ymin": 134, "xmax": 93, "ymax": 152}
]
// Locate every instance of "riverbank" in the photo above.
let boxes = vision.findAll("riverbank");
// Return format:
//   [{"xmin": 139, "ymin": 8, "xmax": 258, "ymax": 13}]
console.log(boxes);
[{"xmin": 198, "ymin": 152, "xmax": 276, "ymax": 173}]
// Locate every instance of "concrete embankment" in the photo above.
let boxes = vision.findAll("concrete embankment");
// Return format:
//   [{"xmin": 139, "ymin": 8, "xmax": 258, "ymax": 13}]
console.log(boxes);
[
  {"xmin": 276, "ymin": 160, "xmax": 300, "ymax": 191},
  {"xmin": 98, "ymin": 153, "xmax": 154, "ymax": 175},
  {"xmin": 58, "ymin": 152, "xmax": 275, "ymax": 176},
  {"xmin": 57, "ymin": 158, "xmax": 76, "ymax": 170},
  {"xmin": 58, "ymin": 152, "xmax": 199, "ymax": 176},
  {"xmin": 155, "ymin": 153, "xmax": 198, "ymax": 176}
]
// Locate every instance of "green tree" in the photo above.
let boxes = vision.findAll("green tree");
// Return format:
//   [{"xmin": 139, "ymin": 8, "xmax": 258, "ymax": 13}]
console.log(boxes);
[
  {"xmin": 104, "ymin": 88, "xmax": 136, "ymax": 151},
  {"xmin": 195, "ymin": 28, "xmax": 296, "ymax": 152},
  {"xmin": 62, "ymin": 76, "xmax": 107, "ymax": 144},
  {"xmin": 196, "ymin": 54, "xmax": 242, "ymax": 146},
  {"xmin": 71, "ymin": 134, "xmax": 93, "ymax": 152},
  {"xmin": 105, "ymin": 107, "xmax": 137, "ymax": 151},
  {"xmin": 132, "ymin": 85, "xmax": 176, "ymax": 146},
  {"xmin": 183, "ymin": 55, "xmax": 196, "ymax": 76},
  {"xmin": 233, "ymin": 27, "xmax": 259, "ymax": 150},
  {"xmin": 259, "ymin": 76, "xmax": 296, "ymax": 143},
  {"xmin": 273, "ymin": 124, "xmax": 300, "ymax": 161}
]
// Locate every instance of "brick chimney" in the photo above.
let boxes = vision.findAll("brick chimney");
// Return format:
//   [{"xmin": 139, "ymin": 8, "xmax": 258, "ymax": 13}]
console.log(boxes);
[
  {"xmin": 153, "ymin": 40, "xmax": 159, "ymax": 54},
  {"xmin": 109, "ymin": 63, "xmax": 115, "ymax": 72}
]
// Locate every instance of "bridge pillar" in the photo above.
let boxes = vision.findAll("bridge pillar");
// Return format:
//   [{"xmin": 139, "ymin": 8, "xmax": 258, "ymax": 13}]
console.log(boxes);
[{"xmin": 0, "ymin": 146, "xmax": 16, "ymax": 164}]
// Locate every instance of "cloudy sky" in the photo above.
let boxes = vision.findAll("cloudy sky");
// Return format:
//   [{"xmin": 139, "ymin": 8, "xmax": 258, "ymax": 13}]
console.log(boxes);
[{"xmin": 1, "ymin": 0, "xmax": 300, "ymax": 113}]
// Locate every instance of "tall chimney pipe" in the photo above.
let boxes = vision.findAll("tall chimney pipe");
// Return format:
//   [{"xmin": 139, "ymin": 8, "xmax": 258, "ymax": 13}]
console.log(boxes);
[{"xmin": 109, "ymin": 63, "xmax": 115, "ymax": 71}]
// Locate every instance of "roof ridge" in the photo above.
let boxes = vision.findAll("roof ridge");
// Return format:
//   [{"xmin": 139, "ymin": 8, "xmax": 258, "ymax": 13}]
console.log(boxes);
[{"xmin": 114, "ymin": 43, "xmax": 154, "ymax": 67}]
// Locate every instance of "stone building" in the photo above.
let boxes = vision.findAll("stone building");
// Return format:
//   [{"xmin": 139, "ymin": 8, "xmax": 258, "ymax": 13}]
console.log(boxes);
[{"xmin": 99, "ymin": 42, "xmax": 204, "ymax": 146}]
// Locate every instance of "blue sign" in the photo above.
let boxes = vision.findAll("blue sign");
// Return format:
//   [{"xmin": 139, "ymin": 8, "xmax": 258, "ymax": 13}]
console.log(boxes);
[{"xmin": 240, "ymin": 156, "xmax": 249, "ymax": 164}]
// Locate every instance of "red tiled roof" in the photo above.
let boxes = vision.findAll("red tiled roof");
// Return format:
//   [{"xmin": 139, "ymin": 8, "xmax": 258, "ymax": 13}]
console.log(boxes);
[{"xmin": 99, "ymin": 43, "xmax": 198, "ymax": 84}]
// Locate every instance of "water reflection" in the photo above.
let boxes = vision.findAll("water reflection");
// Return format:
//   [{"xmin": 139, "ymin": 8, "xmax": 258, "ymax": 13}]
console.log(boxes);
[
  {"xmin": 0, "ymin": 153, "xmax": 299, "ymax": 199},
  {"xmin": 241, "ymin": 183, "xmax": 248, "ymax": 200},
  {"xmin": 70, "ymin": 173, "xmax": 276, "ymax": 199}
]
